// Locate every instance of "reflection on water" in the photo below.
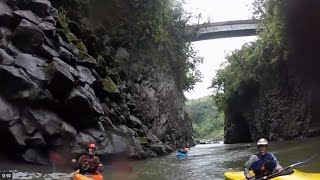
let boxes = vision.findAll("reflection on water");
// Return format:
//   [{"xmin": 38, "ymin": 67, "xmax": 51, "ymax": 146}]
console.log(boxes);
[
  {"xmin": 133, "ymin": 136, "xmax": 320, "ymax": 180},
  {"xmin": 1, "ymin": 136, "xmax": 319, "ymax": 180},
  {"xmin": 133, "ymin": 143, "xmax": 254, "ymax": 180}
]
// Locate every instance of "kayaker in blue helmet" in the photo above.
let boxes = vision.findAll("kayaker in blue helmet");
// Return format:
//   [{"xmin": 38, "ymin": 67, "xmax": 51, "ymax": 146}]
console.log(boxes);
[{"xmin": 244, "ymin": 138, "xmax": 283, "ymax": 179}]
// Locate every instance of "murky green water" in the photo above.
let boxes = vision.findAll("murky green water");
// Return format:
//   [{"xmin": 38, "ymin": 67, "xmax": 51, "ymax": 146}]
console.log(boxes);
[
  {"xmin": 1, "ymin": 136, "xmax": 319, "ymax": 180},
  {"xmin": 133, "ymin": 136, "xmax": 320, "ymax": 180}
]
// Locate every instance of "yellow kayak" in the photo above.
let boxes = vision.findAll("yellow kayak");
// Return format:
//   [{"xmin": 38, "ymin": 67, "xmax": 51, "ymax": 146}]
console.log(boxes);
[
  {"xmin": 224, "ymin": 169, "xmax": 320, "ymax": 180},
  {"xmin": 73, "ymin": 170, "xmax": 104, "ymax": 180}
]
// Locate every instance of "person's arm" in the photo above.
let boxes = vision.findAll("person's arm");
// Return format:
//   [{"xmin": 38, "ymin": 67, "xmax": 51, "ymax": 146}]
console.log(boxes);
[
  {"xmin": 76, "ymin": 155, "xmax": 86, "ymax": 170},
  {"xmin": 71, "ymin": 155, "xmax": 84, "ymax": 170},
  {"xmin": 270, "ymin": 153, "xmax": 283, "ymax": 172},
  {"xmin": 71, "ymin": 158, "xmax": 77, "ymax": 170},
  {"xmin": 244, "ymin": 155, "xmax": 258, "ymax": 179},
  {"xmin": 95, "ymin": 156, "xmax": 104, "ymax": 172}
]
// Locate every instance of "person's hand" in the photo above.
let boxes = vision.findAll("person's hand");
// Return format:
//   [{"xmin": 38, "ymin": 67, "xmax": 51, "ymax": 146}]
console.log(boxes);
[
  {"xmin": 278, "ymin": 167, "xmax": 284, "ymax": 173},
  {"xmin": 246, "ymin": 175, "xmax": 255, "ymax": 180},
  {"xmin": 98, "ymin": 163, "xmax": 104, "ymax": 172},
  {"xmin": 71, "ymin": 159, "xmax": 76, "ymax": 163}
]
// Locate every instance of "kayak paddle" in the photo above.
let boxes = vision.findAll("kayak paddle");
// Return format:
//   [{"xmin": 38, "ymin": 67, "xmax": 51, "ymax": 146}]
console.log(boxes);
[{"xmin": 255, "ymin": 154, "xmax": 318, "ymax": 180}]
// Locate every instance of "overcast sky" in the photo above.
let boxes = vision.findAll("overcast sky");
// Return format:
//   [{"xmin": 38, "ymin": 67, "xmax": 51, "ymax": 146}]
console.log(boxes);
[{"xmin": 183, "ymin": 0, "xmax": 256, "ymax": 99}]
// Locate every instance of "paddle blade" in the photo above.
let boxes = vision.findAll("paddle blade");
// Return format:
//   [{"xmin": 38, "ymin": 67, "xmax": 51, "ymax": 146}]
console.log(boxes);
[
  {"xmin": 49, "ymin": 151, "xmax": 67, "ymax": 165},
  {"xmin": 289, "ymin": 154, "xmax": 318, "ymax": 168}
]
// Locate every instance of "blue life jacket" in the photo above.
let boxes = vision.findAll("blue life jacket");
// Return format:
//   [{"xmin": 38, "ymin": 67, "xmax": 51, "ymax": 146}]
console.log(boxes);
[{"xmin": 250, "ymin": 152, "xmax": 277, "ymax": 178}]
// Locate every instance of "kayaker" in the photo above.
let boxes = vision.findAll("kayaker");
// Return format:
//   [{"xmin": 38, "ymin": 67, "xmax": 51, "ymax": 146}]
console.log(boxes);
[
  {"xmin": 185, "ymin": 143, "xmax": 190, "ymax": 150},
  {"xmin": 72, "ymin": 143, "xmax": 104, "ymax": 174},
  {"xmin": 244, "ymin": 138, "xmax": 283, "ymax": 179},
  {"xmin": 177, "ymin": 145, "xmax": 189, "ymax": 154},
  {"xmin": 178, "ymin": 148, "xmax": 187, "ymax": 154}
]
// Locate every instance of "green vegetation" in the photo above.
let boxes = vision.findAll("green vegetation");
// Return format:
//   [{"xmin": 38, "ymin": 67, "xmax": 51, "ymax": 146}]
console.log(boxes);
[
  {"xmin": 186, "ymin": 96, "xmax": 224, "ymax": 140},
  {"xmin": 102, "ymin": 77, "xmax": 118, "ymax": 93},
  {"xmin": 211, "ymin": 0, "xmax": 288, "ymax": 112},
  {"xmin": 89, "ymin": 0, "xmax": 202, "ymax": 91},
  {"xmin": 57, "ymin": 0, "xmax": 202, "ymax": 91}
]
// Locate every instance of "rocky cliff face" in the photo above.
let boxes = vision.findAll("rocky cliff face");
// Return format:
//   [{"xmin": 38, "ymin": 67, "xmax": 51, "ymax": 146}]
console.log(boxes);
[
  {"xmin": 224, "ymin": 66, "xmax": 312, "ymax": 143},
  {"xmin": 0, "ymin": 0, "xmax": 193, "ymax": 165},
  {"xmin": 224, "ymin": 0, "xmax": 320, "ymax": 143}
]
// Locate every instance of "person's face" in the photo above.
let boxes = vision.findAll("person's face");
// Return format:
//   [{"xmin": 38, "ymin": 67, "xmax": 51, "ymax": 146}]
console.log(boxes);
[
  {"xmin": 258, "ymin": 145, "xmax": 267, "ymax": 155},
  {"xmin": 89, "ymin": 147, "xmax": 95, "ymax": 155}
]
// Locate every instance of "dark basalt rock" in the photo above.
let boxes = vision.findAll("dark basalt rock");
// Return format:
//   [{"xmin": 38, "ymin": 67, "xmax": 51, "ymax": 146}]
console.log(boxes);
[
  {"xmin": 0, "ymin": 27, "xmax": 11, "ymax": 48},
  {"xmin": 0, "ymin": 48, "xmax": 14, "ymax": 65},
  {"xmin": 7, "ymin": 42, "xmax": 22, "ymax": 56},
  {"xmin": 48, "ymin": 6, "xmax": 58, "ymax": 19},
  {"xmin": 0, "ymin": 1, "xmax": 13, "ymax": 27},
  {"xmin": 76, "ymin": 65, "xmax": 96, "ymax": 85},
  {"xmin": 38, "ymin": 21, "xmax": 56, "ymax": 32},
  {"xmin": 13, "ymin": 10, "xmax": 41, "ymax": 25},
  {"xmin": 14, "ymin": 53, "xmax": 47, "ymax": 82},
  {"xmin": 25, "ymin": 108, "xmax": 62, "ymax": 136},
  {"xmin": 40, "ymin": 44, "xmax": 59, "ymax": 58},
  {"xmin": 25, "ymin": 131, "xmax": 46, "ymax": 147},
  {"xmin": 42, "ymin": 15, "xmax": 56, "ymax": 24},
  {"xmin": 65, "ymin": 85, "xmax": 104, "ymax": 116},
  {"xmin": 9, "ymin": 122, "xmax": 28, "ymax": 146},
  {"xmin": 150, "ymin": 142, "xmax": 166, "ymax": 156},
  {"xmin": 53, "ymin": 57, "xmax": 78, "ymax": 77},
  {"xmin": 11, "ymin": 19, "xmax": 45, "ymax": 54},
  {"xmin": 0, "ymin": 64, "xmax": 34, "ymax": 95},
  {"xmin": 0, "ymin": 95, "xmax": 19, "ymax": 122},
  {"xmin": 22, "ymin": 148, "xmax": 49, "ymax": 165},
  {"xmin": 27, "ymin": 0, "xmax": 52, "ymax": 18},
  {"xmin": 46, "ymin": 60, "xmax": 75, "ymax": 99},
  {"xmin": 0, "ymin": 0, "xmax": 194, "ymax": 163},
  {"xmin": 61, "ymin": 121, "xmax": 77, "ymax": 138},
  {"xmin": 58, "ymin": 46, "xmax": 73, "ymax": 62}
]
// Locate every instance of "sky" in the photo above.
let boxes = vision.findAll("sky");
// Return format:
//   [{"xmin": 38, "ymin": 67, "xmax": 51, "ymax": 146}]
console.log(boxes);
[{"xmin": 183, "ymin": 0, "xmax": 256, "ymax": 99}]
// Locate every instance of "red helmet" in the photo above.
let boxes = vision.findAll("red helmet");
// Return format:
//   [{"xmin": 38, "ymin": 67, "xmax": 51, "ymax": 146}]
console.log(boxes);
[{"xmin": 89, "ymin": 143, "xmax": 96, "ymax": 149}]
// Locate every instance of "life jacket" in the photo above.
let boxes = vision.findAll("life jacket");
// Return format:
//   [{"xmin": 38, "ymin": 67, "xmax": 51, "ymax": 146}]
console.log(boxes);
[
  {"xmin": 178, "ymin": 148, "xmax": 187, "ymax": 154},
  {"xmin": 250, "ymin": 152, "xmax": 277, "ymax": 178},
  {"xmin": 79, "ymin": 154, "xmax": 100, "ymax": 173}
]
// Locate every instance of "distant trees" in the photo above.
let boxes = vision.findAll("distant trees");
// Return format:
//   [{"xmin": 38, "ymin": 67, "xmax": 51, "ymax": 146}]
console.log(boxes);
[{"xmin": 186, "ymin": 96, "xmax": 224, "ymax": 140}]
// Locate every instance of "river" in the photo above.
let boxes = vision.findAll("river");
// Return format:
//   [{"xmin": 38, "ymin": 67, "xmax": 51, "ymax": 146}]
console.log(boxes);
[{"xmin": 1, "ymin": 136, "xmax": 319, "ymax": 180}]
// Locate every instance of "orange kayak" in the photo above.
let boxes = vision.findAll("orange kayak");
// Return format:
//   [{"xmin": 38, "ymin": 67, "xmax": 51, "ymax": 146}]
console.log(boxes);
[{"xmin": 73, "ymin": 170, "xmax": 104, "ymax": 180}]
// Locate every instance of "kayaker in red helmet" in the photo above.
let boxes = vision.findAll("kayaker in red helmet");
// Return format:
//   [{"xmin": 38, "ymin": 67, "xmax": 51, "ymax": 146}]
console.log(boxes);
[
  {"xmin": 72, "ymin": 143, "xmax": 104, "ymax": 174},
  {"xmin": 244, "ymin": 138, "xmax": 283, "ymax": 179}
]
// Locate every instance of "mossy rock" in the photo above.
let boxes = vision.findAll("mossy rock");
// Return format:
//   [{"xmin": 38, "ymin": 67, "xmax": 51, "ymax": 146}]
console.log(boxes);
[
  {"xmin": 76, "ymin": 41, "xmax": 88, "ymax": 53},
  {"xmin": 99, "ymin": 116, "xmax": 117, "ymax": 130},
  {"xmin": 97, "ymin": 54, "xmax": 105, "ymax": 65},
  {"xmin": 44, "ymin": 62, "xmax": 55, "ymax": 81},
  {"xmin": 106, "ymin": 67, "xmax": 119, "ymax": 76},
  {"xmin": 68, "ymin": 20, "xmax": 82, "ymax": 37},
  {"xmin": 80, "ymin": 17, "xmax": 92, "ymax": 28},
  {"xmin": 65, "ymin": 30, "xmax": 78, "ymax": 43},
  {"xmin": 102, "ymin": 77, "xmax": 118, "ymax": 93},
  {"xmin": 78, "ymin": 50, "xmax": 96, "ymax": 65},
  {"xmin": 138, "ymin": 137, "xmax": 148, "ymax": 145},
  {"xmin": 57, "ymin": 10, "xmax": 69, "ymax": 29},
  {"xmin": 57, "ymin": 23, "xmax": 79, "ymax": 45}
]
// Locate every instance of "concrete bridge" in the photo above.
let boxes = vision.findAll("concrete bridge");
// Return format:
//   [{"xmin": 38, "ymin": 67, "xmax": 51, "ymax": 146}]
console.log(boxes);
[{"xmin": 191, "ymin": 19, "xmax": 260, "ymax": 42}]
